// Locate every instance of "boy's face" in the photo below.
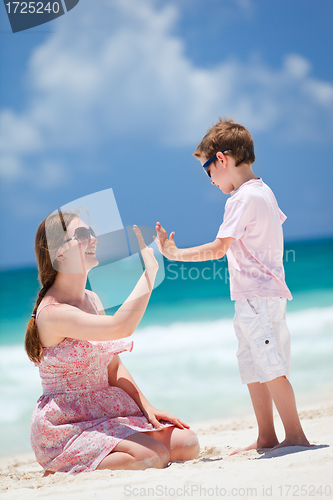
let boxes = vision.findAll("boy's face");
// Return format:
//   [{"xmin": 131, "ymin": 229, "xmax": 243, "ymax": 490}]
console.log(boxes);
[{"xmin": 199, "ymin": 154, "xmax": 235, "ymax": 194}]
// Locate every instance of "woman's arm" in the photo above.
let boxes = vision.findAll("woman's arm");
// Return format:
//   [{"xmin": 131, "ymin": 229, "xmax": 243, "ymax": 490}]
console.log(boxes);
[
  {"xmin": 37, "ymin": 227, "xmax": 159, "ymax": 343},
  {"xmin": 108, "ymin": 355, "xmax": 189, "ymax": 430},
  {"xmin": 37, "ymin": 269, "xmax": 156, "ymax": 343}
]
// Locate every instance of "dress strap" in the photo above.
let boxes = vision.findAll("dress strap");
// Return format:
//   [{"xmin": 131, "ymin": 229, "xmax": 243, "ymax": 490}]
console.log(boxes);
[
  {"xmin": 86, "ymin": 291, "xmax": 99, "ymax": 314},
  {"xmin": 35, "ymin": 303, "xmax": 62, "ymax": 323}
]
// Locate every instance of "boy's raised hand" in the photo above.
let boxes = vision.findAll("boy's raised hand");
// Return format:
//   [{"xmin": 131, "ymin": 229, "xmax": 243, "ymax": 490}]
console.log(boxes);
[{"xmin": 154, "ymin": 222, "xmax": 178, "ymax": 261}]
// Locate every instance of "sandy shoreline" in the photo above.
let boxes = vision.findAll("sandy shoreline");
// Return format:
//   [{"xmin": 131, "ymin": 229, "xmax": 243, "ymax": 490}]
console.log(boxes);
[{"xmin": 1, "ymin": 400, "xmax": 332, "ymax": 499}]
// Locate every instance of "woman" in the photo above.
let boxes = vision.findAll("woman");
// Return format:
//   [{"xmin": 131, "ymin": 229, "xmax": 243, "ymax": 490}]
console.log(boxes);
[{"xmin": 25, "ymin": 211, "xmax": 199, "ymax": 474}]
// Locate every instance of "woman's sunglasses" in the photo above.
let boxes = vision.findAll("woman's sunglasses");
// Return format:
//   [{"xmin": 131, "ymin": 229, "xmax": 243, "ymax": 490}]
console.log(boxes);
[
  {"xmin": 64, "ymin": 226, "xmax": 96, "ymax": 244},
  {"xmin": 202, "ymin": 148, "xmax": 232, "ymax": 177}
]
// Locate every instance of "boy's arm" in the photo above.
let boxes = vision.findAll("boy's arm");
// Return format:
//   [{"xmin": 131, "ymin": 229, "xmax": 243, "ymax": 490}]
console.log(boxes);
[{"xmin": 154, "ymin": 222, "xmax": 234, "ymax": 262}]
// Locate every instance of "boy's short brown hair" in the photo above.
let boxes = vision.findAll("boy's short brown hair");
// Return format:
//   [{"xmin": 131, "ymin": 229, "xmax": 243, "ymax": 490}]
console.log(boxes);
[{"xmin": 193, "ymin": 117, "xmax": 255, "ymax": 166}]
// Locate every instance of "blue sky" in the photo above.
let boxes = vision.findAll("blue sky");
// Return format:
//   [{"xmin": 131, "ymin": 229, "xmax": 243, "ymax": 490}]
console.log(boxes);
[{"xmin": 0, "ymin": 0, "xmax": 332, "ymax": 269}]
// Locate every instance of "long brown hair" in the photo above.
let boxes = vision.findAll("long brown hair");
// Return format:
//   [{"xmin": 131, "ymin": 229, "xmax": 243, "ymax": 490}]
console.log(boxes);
[{"xmin": 25, "ymin": 211, "xmax": 78, "ymax": 363}]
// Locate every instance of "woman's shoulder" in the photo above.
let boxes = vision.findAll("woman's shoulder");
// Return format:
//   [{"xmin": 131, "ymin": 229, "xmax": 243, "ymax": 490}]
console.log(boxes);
[
  {"xmin": 36, "ymin": 297, "xmax": 61, "ymax": 317},
  {"xmin": 36, "ymin": 297, "xmax": 74, "ymax": 324},
  {"xmin": 35, "ymin": 298, "xmax": 70, "ymax": 348}
]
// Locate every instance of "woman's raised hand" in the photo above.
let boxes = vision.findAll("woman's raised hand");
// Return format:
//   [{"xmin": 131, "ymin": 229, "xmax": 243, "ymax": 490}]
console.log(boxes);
[{"xmin": 132, "ymin": 225, "xmax": 159, "ymax": 277}]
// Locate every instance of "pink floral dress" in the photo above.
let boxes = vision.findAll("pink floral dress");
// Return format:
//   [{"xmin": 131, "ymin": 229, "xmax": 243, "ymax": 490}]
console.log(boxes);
[{"xmin": 31, "ymin": 304, "xmax": 171, "ymax": 474}]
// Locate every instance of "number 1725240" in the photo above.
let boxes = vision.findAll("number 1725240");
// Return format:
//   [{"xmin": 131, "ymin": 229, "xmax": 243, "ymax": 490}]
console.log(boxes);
[{"xmin": 5, "ymin": 2, "xmax": 60, "ymax": 14}]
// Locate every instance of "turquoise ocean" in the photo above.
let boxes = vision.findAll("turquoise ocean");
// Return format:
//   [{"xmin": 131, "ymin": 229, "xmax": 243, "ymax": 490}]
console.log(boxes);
[{"xmin": 0, "ymin": 238, "xmax": 332, "ymax": 457}]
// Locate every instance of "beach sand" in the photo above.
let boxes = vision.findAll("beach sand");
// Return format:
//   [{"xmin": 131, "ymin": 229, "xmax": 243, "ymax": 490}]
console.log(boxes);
[{"xmin": 1, "ymin": 399, "xmax": 332, "ymax": 500}]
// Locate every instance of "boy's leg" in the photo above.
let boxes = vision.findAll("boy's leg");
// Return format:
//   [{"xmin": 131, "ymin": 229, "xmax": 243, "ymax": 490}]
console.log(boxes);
[
  {"xmin": 232, "ymin": 299, "xmax": 279, "ymax": 454},
  {"xmin": 232, "ymin": 297, "xmax": 308, "ymax": 454},
  {"xmin": 230, "ymin": 381, "xmax": 278, "ymax": 455},
  {"xmin": 248, "ymin": 382, "xmax": 279, "ymax": 448},
  {"xmin": 266, "ymin": 376, "xmax": 310, "ymax": 449}
]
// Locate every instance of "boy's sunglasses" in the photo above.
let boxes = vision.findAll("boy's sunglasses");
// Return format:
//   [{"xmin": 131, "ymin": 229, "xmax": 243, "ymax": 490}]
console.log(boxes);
[
  {"xmin": 202, "ymin": 148, "xmax": 232, "ymax": 177},
  {"xmin": 64, "ymin": 226, "xmax": 96, "ymax": 244}
]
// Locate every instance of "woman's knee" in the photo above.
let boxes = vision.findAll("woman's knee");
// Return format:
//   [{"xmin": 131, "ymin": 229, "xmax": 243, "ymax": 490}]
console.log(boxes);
[
  {"xmin": 171, "ymin": 429, "xmax": 200, "ymax": 461},
  {"xmin": 181, "ymin": 430, "xmax": 200, "ymax": 460}
]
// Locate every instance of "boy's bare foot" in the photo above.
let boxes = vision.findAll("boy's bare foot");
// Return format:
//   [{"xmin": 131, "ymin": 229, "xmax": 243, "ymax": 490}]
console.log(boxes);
[
  {"xmin": 270, "ymin": 436, "xmax": 311, "ymax": 451},
  {"xmin": 229, "ymin": 437, "xmax": 279, "ymax": 456}
]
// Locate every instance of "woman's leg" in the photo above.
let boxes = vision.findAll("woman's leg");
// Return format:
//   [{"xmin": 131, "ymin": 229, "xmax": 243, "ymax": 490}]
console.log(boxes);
[
  {"xmin": 96, "ymin": 432, "xmax": 170, "ymax": 471},
  {"xmin": 96, "ymin": 427, "xmax": 199, "ymax": 471},
  {"xmin": 144, "ymin": 427, "xmax": 200, "ymax": 462}
]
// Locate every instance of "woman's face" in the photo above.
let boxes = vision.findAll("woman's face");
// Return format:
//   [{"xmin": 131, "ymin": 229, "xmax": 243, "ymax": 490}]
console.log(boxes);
[{"xmin": 56, "ymin": 217, "xmax": 98, "ymax": 273}]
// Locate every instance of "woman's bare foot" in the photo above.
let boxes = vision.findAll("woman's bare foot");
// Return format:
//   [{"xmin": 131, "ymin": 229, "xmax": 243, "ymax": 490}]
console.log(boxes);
[
  {"xmin": 43, "ymin": 470, "xmax": 55, "ymax": 477},
  {"xmin": 229, "ymin": 437, "xmax": 279, "ymax": 456}
]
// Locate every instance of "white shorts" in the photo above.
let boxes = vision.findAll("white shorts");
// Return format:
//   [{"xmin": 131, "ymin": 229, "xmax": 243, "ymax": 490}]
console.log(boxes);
[{"xmin": 233, "ymin": 297, "xmax": 291, "ymax": 384}]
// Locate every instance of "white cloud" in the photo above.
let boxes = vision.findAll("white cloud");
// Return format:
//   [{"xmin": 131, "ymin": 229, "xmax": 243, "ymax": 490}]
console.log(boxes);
[
  {"xmin": 0, "ymin": 110, "xmax": 42, "ymax": 154},
  {"xmin": 233, "ymin": 0, "xmax": 254, "ymax": 14},
  {"xmin": 0, "ymin": 155, "xmax": 23, "ymax": 180},
  {"xmin": 35, "ymin": 160, "xmax": 68, "ymax": 189},
  {"xmin": 0, "ymin": 0, "xmax": 332, "ymax": 183},
  {"xmin": 284, "ymin": 54, "xmax": 311, "ymax": 79},
  {"xmin": 304, "ymin": 80, "xmax": 333, "ymax": 105}
]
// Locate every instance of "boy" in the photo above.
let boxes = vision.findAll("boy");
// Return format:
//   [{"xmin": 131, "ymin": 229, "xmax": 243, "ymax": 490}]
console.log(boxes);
[{"xmin": 154, "ymin": 118, "xmax": 310, "ymax": 452}]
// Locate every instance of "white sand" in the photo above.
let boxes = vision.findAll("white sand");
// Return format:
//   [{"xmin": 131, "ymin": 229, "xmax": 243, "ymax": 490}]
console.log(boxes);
[{"xmin": 1, "ymin": 400, "xmax": 332, "ymax": 499}]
